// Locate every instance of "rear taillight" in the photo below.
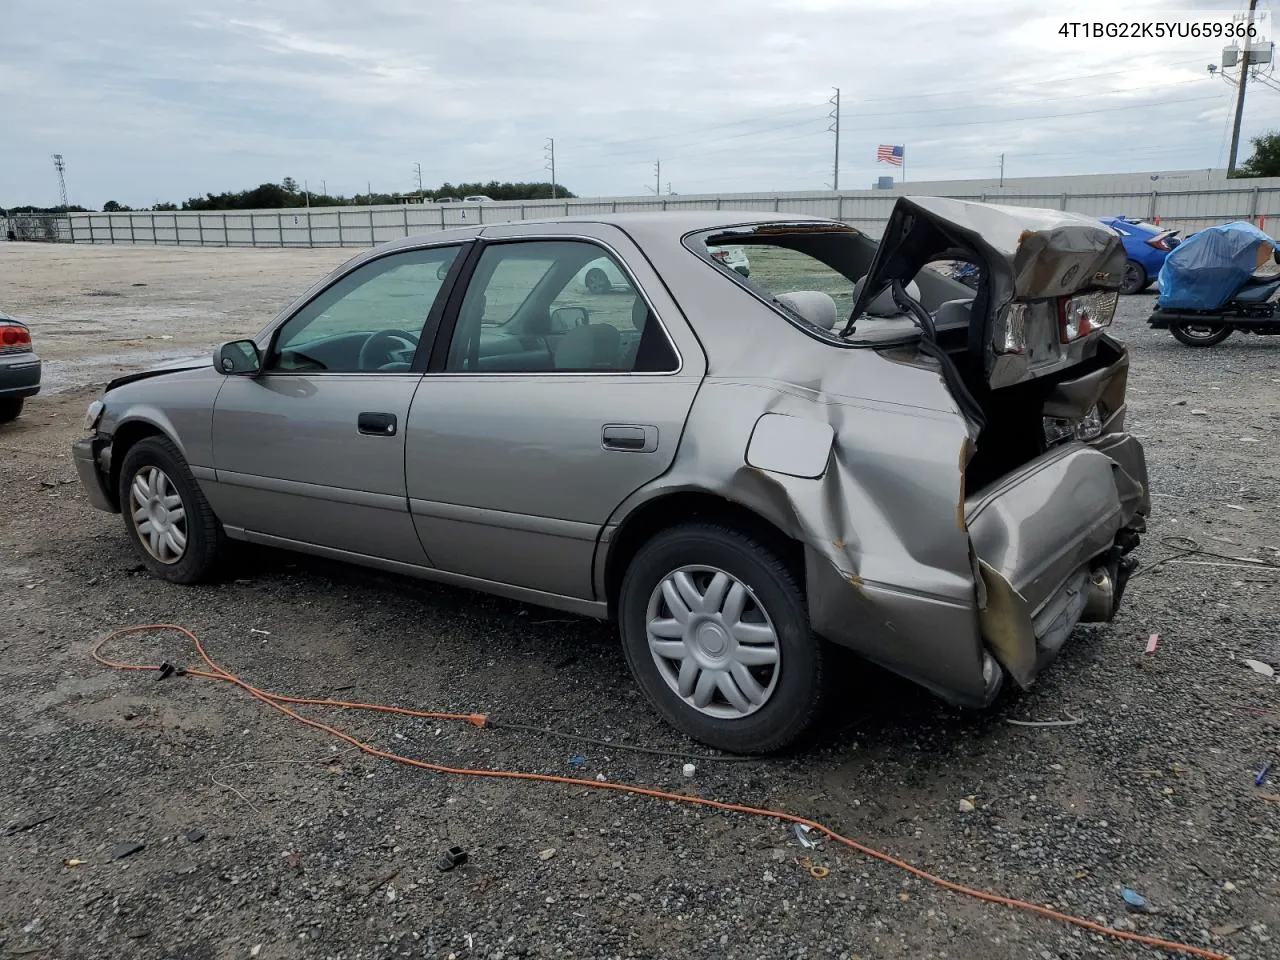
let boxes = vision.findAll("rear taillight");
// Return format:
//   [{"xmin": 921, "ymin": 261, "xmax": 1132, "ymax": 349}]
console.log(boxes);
[
  {"xmin": 1146, "ymin": 232, "xmax": 1178, "ymax": 252},
  {"xmin": 1058, "ymin": 290, "xmax": 1117, "ymax": 344},
  {"xmin": 0, "ymin": 323, "xmax": 32, "ymax": 353}
]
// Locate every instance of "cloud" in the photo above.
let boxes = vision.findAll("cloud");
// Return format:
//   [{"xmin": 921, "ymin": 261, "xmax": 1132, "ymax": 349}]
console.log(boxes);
[{"xmin": 0, "ymin": 0, "xmax": 1267, "ymax": 208}]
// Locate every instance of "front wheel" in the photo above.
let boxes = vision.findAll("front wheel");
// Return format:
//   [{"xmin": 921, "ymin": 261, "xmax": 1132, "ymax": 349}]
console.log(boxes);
[
  {"xmin": 0, "ymin": 398, "xmax": 23, "ymax": 423},
  {"xmin": 119, "ymin": 435, "xmax": 225, "ymax": 583},
  {"xmin": 618, "ymin": 523, "xmax": 827, "ymax": 754},
  {"xmin": 1170, "ymin": 323, "xmax": 1233, "ymax": 347}
]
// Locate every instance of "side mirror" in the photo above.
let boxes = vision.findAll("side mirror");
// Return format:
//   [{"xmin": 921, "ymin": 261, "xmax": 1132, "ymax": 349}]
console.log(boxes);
[
  {"xmin": 550, "ymin": 306, "xmax": 588, "ymax": 331},
  {"xmin": 215, "ymin": 339, "xmax": 262, "ymax": 376}
]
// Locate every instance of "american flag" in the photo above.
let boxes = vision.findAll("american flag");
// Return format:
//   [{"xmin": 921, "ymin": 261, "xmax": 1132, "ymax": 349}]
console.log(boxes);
[{"xmin": 876, "ymin": 144, "xmax": 904, "ymax": 166}]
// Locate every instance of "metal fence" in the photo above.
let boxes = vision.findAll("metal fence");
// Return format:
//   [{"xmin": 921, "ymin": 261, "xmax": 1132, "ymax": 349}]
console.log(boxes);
[{"xmin": 14, "ymin": 178, "xmax": 1280, "ymax": 249}]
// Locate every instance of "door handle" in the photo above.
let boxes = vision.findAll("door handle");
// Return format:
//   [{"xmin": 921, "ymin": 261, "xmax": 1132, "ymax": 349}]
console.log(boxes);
[
  {"xmin": 602, "ymin": 424, "xmax": 657, "ymax": 453},
  {"xmin": 358, "ymin": 412, "xmax": 398, "ymax": 436}
]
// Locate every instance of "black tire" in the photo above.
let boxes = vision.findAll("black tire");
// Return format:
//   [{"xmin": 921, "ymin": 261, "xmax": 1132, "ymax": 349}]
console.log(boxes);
[
  {"xmin": 618, "ymin": 523, "xmax": 827, "ymax": 755},
  {"xmin": 1120, "ymin": 259, "xmax": 1147, "ymax": 296},
  {"xmin": 118, "ymin": 435, "xmax": 225, "ymax": 584},
  {"xmin": 1170, "ymin": 323, "xmax": 1233, "ymax": 347},
  {"xmin": 0, "ymin": 398, "xmax": 23, "ymax": 423},
  {"xmin": 584, "ymin": 267, "xmax": 610, "ymax": 294}
]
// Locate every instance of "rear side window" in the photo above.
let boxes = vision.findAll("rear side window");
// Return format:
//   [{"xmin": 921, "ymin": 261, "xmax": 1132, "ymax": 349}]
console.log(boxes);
[{"xmin": 733, "ymin": 244, "xmax": 857, "ymax": 318}]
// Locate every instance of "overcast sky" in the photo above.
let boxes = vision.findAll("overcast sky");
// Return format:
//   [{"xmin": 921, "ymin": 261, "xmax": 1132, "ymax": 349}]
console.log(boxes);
[{"xmin": 2, "ymin": 0, "xmax": 1276, "ymax": 208}]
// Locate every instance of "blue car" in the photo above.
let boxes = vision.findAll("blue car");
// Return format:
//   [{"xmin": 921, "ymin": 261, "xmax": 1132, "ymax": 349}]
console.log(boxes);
[{"xmin": 1098, "ymin": 216, "xmax": 1182, "ymax": 295}]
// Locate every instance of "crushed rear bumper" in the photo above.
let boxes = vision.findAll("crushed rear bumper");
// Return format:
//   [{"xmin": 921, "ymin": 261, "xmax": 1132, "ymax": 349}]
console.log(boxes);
[{"xmin": 966, "ymin": 435, "xmax": 1148, "ymax": 690}]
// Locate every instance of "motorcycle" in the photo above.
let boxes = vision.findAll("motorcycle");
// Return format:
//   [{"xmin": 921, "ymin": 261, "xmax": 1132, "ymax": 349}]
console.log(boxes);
[
  {"xmin": 947, "ymin": 260, "xmax": 980, "ymax": 288},
  {"xmin": 1147, "ymin": 220, "xmax": 1280, "ymax": 347}
]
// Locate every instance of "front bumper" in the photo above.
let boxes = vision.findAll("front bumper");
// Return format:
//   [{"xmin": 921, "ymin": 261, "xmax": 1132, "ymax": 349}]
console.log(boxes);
[
  {"xmin": 72, "ymin": 437, "xmax": 118, "ymax": 512},
  {"xmin": 0, "ymin": 355, "xmax": 41, "ymax": 399}
]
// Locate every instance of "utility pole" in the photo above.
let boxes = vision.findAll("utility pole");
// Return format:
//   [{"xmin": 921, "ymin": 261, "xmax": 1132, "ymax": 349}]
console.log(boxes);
[
  {"xmin": 828, "ymin": 87, "xmax": 840, "ymax": 191},
  {"xmin": 52, "ymin": 154, "xmax": 69, "ymax": 209},
  {"xmin": 1228, "ymin": 0, "xmax": 1260, "ymax": 175},
  {"xmin": 367, "ymin": 181, "xmax": 372, "ymax": 204},
  {"xmin": 654, "ymin": 159, "xmax": 661, "ymax": 195},
  {"xmin": 544, "ymin": 138, "xmax": 556, "ymax": 198},
  {"xmin": 413, "ymin": 162, "xmax": 422, "ymax": 194},
  {"xmin": 999, "ymin": 153, "xmax": 1005, "ymax": 187},
  {"xmin": 321, "ymin": 179, "xmax": 327, "ymax": 197},
  {"xmin": 304, "ymin": 179, "xmax": 310, "ymax": 208}
]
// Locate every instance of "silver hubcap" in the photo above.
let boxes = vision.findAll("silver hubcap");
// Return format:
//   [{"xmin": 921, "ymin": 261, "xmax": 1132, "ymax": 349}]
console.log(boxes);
[
  {"xmin": 130, "ymin": 466, "xmax": 187, "ymax": 564},
  {"xmin": 645, "ymin": 565, "xmax": 781, "ymax": 720}
]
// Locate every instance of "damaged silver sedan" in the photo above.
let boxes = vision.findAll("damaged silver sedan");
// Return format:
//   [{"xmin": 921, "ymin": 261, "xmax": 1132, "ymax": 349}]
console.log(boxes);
[{"xmin": 72, "ymin": 199, "xmax": 1148, "ymax": 753}]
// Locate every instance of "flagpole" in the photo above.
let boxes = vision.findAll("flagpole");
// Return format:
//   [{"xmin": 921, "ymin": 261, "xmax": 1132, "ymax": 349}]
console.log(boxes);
[{"xmin": 902, "ymin": 146, "xmax": 906, "ymax": 184}]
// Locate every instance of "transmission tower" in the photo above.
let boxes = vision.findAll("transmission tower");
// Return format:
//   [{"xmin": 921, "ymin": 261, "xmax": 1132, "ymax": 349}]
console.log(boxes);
[
  {"xmin": 52, "ymin": 154, "xmax": 69, "ymax": 209},
  {"xmin": 827, "ymin": 87, "xmax": 840, "ymax": 191},
  {"xmin": 544, "ymin": 138, "xmax": 557, "ymax": 199}
]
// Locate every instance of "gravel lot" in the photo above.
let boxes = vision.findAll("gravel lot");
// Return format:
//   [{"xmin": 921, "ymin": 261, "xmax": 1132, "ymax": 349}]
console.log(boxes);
[{"xmin": 2, "ymin": 241, "xmax": 1279, "ymax": 960}]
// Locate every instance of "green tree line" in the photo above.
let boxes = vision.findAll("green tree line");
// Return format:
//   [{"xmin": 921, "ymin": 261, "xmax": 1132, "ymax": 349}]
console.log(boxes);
[
  {"xmin": 176, "ymin": 177, "xmax": 574, "ymax": 211},
  {"xmin": 3, "ymin": 178, "xmax": 575, "ymax": 216}
]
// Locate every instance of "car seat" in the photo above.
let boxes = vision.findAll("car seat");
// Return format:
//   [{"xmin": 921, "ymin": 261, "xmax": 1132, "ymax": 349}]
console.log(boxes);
[{"xmin": 554, "ymin": 321, "xmax": 622, "ymax": 369}]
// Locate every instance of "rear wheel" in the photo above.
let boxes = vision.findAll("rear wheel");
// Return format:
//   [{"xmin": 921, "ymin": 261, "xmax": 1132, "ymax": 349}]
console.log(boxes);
[
  {"xmin": 1120, "ymin": 259, "xmax": 1147, "ymax": 296},
  {"xmin": 0, "ymin": 398, "xmax": 23, "ymax": 423},
  {"xmin": 584, "ymin": 267, "xmax": 610, "ymax": 294},
  {"xmin": 119, "ymin": 435, "xmax": 225, "ymax": 583},
  {"xmin": 1170, "ymin": 323, "xmax": 1233, "ymax": 347},
  {"xmin": 618, "ymin": 523, "xmax": 827, "ymax": 754}
]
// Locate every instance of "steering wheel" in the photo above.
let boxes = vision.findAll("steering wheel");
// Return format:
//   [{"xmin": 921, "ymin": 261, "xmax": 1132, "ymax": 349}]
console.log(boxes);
[{"xmin": 358, "ymin": 328, "xmax": 419, "ymax": 370}]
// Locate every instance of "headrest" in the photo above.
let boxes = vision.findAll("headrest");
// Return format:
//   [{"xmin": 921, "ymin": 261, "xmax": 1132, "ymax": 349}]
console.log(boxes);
[
  {"xmin": 555, "ymin": 322, "xmax": 621, "ymax": 369},
  {"xmin": 853, "ymin": 276, "xmax": 921, "ymax": 317},
  {"xmin": 776, "ymin": 290, "xmax": 838, "ymax": 330}
]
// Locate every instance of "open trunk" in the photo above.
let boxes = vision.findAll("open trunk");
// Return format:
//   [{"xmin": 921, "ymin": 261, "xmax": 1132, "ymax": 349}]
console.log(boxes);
[{"xmin": 859, "ymin": 197, "xmax": 1149, "ymax": 690}]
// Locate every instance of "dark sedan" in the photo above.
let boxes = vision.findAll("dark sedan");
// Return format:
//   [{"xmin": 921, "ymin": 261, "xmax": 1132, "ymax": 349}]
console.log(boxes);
[{"xmin": 0, "ymin": 312, "xmax": 41, "ymax": 422}]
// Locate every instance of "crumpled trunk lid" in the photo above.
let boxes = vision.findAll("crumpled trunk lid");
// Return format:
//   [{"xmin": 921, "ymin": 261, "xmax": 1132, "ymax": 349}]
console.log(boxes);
[{"xmin": 852, "ymin": 196, "xmax": 1127, "ymax": 390}]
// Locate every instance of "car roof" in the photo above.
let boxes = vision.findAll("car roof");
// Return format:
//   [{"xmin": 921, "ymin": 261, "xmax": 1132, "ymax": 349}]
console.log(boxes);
[{"xmin": 369, "ymin": 210, "xmax": 840, "ymax": 257}]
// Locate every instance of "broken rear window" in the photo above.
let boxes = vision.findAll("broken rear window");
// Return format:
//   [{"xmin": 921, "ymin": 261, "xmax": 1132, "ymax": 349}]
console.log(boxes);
[{"xmin": 684, "ymin": 223, "xmax": 974, "ymax": 345}]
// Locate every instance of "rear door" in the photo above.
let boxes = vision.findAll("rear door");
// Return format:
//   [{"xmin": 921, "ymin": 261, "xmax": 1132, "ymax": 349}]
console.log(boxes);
[
  {"xmin": 208, "ymin": 243, "xmax": 466, "ymax": 563},
  {"xmin": 404, "ymin": 232, "xmax": 705, "ymax": 600}
]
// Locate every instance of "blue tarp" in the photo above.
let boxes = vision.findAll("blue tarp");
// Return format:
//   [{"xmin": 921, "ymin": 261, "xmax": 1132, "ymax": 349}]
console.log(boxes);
[{"xmin": 1156, "ymin": 220, "xmax": 1277, "ymax": 310}]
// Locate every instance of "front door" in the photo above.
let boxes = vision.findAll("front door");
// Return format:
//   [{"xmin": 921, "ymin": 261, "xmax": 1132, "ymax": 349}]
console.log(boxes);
[
  {"xmin": 405, "ymin": 236, "xmax": 703, "ymax": 600},
  {"xmin": 209, "ymin": 243, "xmax": 464, "ymax": 564}
]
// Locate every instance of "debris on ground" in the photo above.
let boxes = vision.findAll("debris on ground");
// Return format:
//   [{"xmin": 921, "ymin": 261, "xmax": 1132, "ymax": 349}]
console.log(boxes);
[
  {"xmin": 681, "ymin": 763, "xmax": 696, "ymax": 778},
  {"xmin": 538, "ymin": 848, "xmax": 556, "ymax": 861},
  {"xmin": 957, "ymin": 798, "xmax": 976, "ymax": 813},
  {"xmin": 437, "ymin": 846, "xmax": 468, "ymax": 871},
  {"xmin": 1242, "ymin": 659, "xmax": 1276, "ymax": 677},
  {"xmin": 1006, "ymin": 712, "xmax": 1084, "ymax": 727},
  {"xmin": 1120, "ymin": 887, "xmax": 1149, "ymax": 911},
  {"xmin": 110, "ymin": 841, "xmax": 144, "ymax": 860},
  {"xmin": 1146, "ymin": 633, "xmax": 1160, "ymax": 654},
  {"xmin": 184, "ymin": 829, "xmax": 205, "ymax": 843},
  {"xmin": 793, "ymin": 824, "xmax": 819, "ymax": 849}
]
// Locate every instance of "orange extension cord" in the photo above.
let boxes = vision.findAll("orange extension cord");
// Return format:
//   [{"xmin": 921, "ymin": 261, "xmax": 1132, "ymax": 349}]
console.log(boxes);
[{"xmin": 93, "ymin": 624, "xmax": 1231, "ymax": 960}]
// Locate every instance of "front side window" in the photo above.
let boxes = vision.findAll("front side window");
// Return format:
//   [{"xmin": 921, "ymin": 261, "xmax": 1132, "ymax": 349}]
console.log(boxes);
[
  {"xmin": 445, "ymin": 240, "xmax": 678, "ymax": 373},
  {"xmin": 270, "ymin": 245, "xmax": 461, "ymax": 373}
]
